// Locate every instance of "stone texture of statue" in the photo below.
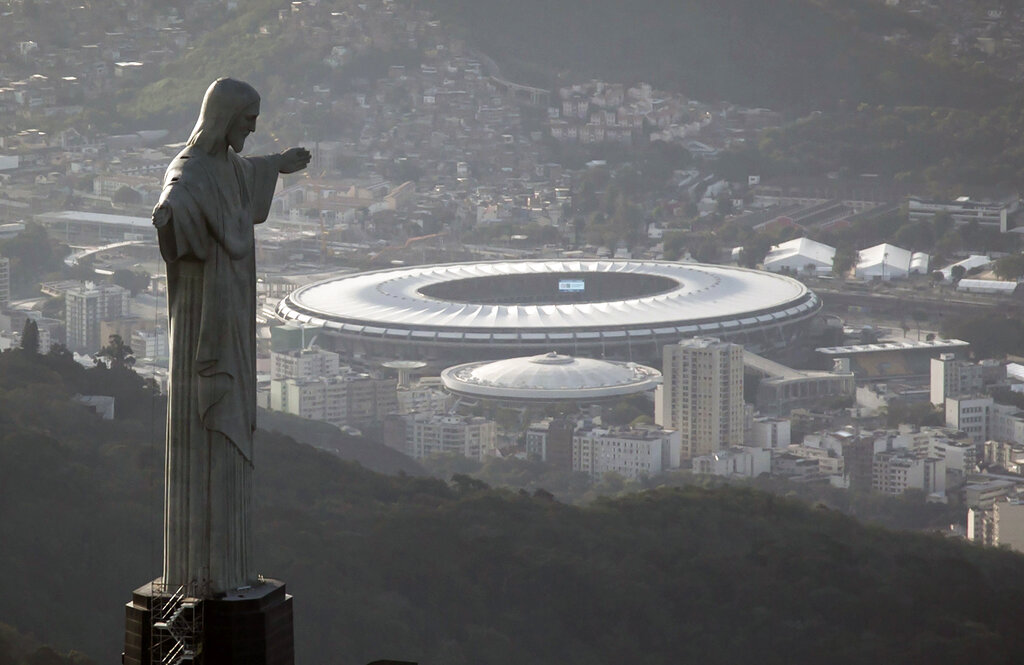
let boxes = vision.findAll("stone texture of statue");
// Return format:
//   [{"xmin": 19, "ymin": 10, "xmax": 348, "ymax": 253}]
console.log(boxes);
[{"xmin": 152, "ymin": 78, "xmax": 310, "ymax": 593}]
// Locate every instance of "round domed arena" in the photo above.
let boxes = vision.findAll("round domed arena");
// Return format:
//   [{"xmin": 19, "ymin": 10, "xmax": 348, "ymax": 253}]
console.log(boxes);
[
  {"xmin": 441, "ymin": 352, "xmax": 661, "ymax": 404},
  {"xmin": 275, "ymin": 260, "xmax": 821, "ymax": 364}
]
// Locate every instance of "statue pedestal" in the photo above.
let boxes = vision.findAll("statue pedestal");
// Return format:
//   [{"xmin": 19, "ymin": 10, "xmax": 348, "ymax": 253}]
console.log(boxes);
[{"xmin": 123, "ymin": 579, "xmax": 294, "ymax": 665}]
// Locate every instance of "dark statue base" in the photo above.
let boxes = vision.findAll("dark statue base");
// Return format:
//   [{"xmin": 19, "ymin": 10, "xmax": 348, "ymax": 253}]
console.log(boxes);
[{"xmin": 123, "ymin": 578, "xmax": 294, "ymax": 665}]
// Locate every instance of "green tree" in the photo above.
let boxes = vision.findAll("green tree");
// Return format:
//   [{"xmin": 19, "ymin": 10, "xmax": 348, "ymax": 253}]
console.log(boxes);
[
  {"xmin": 740, "ymin": 234, "xmax": 772, "ymax": 268},
  {"xmin": 112, "ymin": 186, "xmax": 142, "ymax": 206},
  {"xmin": 111, "ymin": 270, "xmax": 150, "ymax": 296},
  {"xmin": 95, "ymin": 334, "xmax": 134, "ymax": 371},
  {"xmin": 20, "ymin": 319, "xmax": 40, "ymax": 355},
  {"xmin": 0, "ymin": 224, "xmax": 67, "ymax": 297},
  {"xmin": 994, "ymin": 254, "xmax": 1024, "ymax": 281},
  {"xmin": 832, "ymin": 246, "xmax": 856, "ymax": 277}
]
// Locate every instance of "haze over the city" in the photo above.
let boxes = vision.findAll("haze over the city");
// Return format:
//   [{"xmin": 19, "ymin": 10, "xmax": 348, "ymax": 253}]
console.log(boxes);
[{"xmin": 5, "ymin": 1, "xmax": 1024, "ymax": 663}]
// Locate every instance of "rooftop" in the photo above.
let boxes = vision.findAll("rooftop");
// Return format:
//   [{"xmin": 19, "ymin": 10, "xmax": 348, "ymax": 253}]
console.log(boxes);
[{"xmin": 441, "ymin": 352, "xmax": 661, "ymax": 401}]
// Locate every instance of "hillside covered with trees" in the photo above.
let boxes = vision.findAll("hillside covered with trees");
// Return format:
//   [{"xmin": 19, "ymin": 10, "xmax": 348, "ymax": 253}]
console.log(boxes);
[
  {"xmin": 4, "ymin": 346, "xmax": 1024, "ymax": 664},
  {"xmin": 419, "ymin": 0, "xmax": 1006, "ymax": 112}
]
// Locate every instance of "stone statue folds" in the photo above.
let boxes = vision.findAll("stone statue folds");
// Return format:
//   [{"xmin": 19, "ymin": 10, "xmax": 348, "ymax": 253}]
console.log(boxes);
[{"xmin": 153, "ymin": 78, "xmax": 309, "ymax": 593}]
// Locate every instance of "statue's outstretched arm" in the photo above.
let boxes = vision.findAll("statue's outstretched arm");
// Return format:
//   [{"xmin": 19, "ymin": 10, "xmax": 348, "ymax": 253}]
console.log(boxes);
[{"xmin": 276, "ymin": 147, "xmax": 311, "ymax": 174}]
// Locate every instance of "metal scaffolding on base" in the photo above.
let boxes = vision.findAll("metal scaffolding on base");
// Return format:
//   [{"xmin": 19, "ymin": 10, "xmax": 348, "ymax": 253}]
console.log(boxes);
[{"xmin": 150, "ymin": 584, "xmax": 203, "ymax": 665}]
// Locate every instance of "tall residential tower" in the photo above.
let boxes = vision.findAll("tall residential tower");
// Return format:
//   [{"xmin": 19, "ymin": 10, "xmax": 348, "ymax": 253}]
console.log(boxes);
[{"xmin": 657, "ymin": 337, "xmax": 744, "ymax": 459}]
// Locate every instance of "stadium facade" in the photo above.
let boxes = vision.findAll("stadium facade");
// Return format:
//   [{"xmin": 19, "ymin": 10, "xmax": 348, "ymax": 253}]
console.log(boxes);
[{"xmin": 275, "ymin": 260, "xmax": 822, "ymax": 364}]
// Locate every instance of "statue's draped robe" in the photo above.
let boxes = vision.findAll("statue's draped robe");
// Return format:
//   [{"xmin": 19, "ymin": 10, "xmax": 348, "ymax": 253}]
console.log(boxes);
[{"xmin": 155, "ymin": 147, "xmax": 277, "ymax": 593}]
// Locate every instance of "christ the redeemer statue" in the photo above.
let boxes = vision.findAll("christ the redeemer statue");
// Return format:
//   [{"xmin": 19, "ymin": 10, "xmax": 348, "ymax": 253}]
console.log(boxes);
[{"xmin": 152, "ymin": 78, "xmax": 310, "ymax": 593}]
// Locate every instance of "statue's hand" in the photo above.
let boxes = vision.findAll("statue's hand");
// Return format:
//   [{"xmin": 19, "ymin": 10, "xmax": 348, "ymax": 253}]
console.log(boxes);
[
  {"xmin": 152, "ymin": 202, "xmax": 172, "ymax": 228},
  {"xmin": 278, "ymin": 147, "xmax": 311, "ymax": 174}
]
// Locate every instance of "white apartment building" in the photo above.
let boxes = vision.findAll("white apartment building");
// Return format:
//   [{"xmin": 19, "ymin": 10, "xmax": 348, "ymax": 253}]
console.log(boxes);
[
  {"xmin": 969, "ymin": 501, "xmax": 1024, "ymax": 552},
  {"xmin": 930, "ymin": 354, "xmax": 983, "ymax": 406},
  {"xmin": 890, "ymin": 427, "xmax": 977, "ymax": 476},
  {"xmin": 747, "ymin": 417, "xmax": 792, "ymax": 449},
  {"xmin": 692, "ymin": 446, "xmax": 771, "ymax": 478},
  {"xmin": 872, "ymin": 449, "xmax": 945, "ymax": 497},
  {"xmin": 131, "ymin": 329, "xmax": 168, "ymax": 359},
  {"xmin": 988, "ymin": 403, "xmax": 1024, "ymax": 447},
  {"xmin": 965, "ymin": 480, "xmax": 1018, "ymax": 509},
  {"xmin": 65, "ymin": 281, "xmax": 130, "ymax": 352},
  {"xmin": 403, "ymin": 413, "xmax": 497, "ymax": 460},
  {"xmin": 270, "ymin": 346, "xmax": 341, "ymax": 380},
  {"xmin": 657, "ymin": 337, "xmax": 744, "ymax": 459},
  {"xmin": 573, "ymin": 426, "xmax": 682, "ymax": 481},
  {"xmin": 271, "ymin": 375, "xmax": 349, "ymax": 425},
  {"xmin": 269, "ymin": 370, "xmax": 398, "ymax": 428},
  {"xmin": 945, "ymin": 395, "xmax": 992, "ymax": 444},
  {"xmin": 0, "ymin": 256, "xmax": 9, "ymax": 309},
  {"xmin": 778, "ymin": 444, "xmax": 844, "ymax": 476},
  {"xmin": 396, "ymin": 378, "xmax": 453, "ymax": 415}
]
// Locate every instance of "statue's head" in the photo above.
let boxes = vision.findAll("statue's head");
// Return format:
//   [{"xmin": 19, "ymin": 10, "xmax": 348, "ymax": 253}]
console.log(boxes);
[{"xmin": 187, "ymin": 78, "xmax": 261, "ymax": 155}]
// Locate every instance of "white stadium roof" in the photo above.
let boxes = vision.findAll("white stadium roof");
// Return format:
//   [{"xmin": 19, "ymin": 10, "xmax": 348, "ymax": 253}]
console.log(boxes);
[
  {"xmin": 278, "ymin": 260, "xmax": 818, "ymax": 342},
  {"xmin": 441, "ymin": 352, "xmax": 661, "ymax": 401}
]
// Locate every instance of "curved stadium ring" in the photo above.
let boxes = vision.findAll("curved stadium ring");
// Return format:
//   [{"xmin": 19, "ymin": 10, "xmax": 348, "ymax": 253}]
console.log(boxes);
[{"xmin": 275, "ymin": 260, "xmax": 821, "ymax": 364}]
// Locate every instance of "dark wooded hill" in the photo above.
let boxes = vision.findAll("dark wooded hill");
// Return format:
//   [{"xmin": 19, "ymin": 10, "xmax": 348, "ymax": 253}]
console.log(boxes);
[{"xmin": 3, "ymin": 347, "xmax": 1024, "ymax": 664}]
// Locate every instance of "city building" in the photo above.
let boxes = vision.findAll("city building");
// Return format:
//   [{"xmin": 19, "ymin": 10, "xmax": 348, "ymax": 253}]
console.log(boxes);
[
  {"xmin": 396, "ymin": 377, "xmax": 453, "ymax": 415},
  {"xmin": 271, "ymin": 346, "xmax": 342, "ymax": 380},
  {"xmin": 944, "ymin": 395, "xmax": 993, "ymax": 445},
  {"xmin": 778, "ymin": 444, "xmax": 844, "ymax": 477},
  {"xmin": 990, "ymin": 403, "xmax": 1024, "ymax": 448},
  {"xmin": 386, "ymin": 413, "xmax": 497, "ymax": 460},
  {"xmin": 657, "ymin": 337, "xmax": 744, "ymax": 459},
  {"xmin": 270, "ymin": 376, "xmax": 350, "ymax": 426},
  {"xmin": 131, "ymin": 328, "xmax": 168, "ymax": 360},
  {"xmin": 747, "ymin": 417, "xmax": 792, "ymax": 449},
  {"xmin": 965, "ymin": 480, "xmax": 1018, "ymax": 510},
  {"xmin": 890, "ymin": 426, "xmax": 977, "ymax": 478},
  {"xmin": 983, "ymin": 439, "xmax": 1024, "ymax": 472},
  {"xmin": 969, "ymin": 501, "xmax": 1024, "ymax": 552},
  {"xmin": 65, "ymin": 281, "xmax": 130, "ymax": 352},
  {"xmin": 525, "ymin": 418, "xmax": 575, "ymax": 471},
  {"xmin": 573, "ymin": 425, "xmax": 681, "ymax": 480},
  {"xmin": 772, "ymin": 452, "xmax": 827, "ymax": 480},
  {"xmin": 872, "ymin": 448, "xmax": 945, "ymax": 497},
  {"xmin": 843, "ymin": 436, "xmax": 884, "ymax": 493},
  {"xmin": 907, "ymin": 194, "xmax": 1021, "ymax": 233},
  {"xmin": 0, "ymin": 256, "xmax": 9, "ymax": 309},
  {"xmin": 269, "ymin": 370, "xmax": 397, "ymax": 428},
  {"xmin": 747, "ymin": 353, "xmax": 855, "ymax": 414},
  {"xmin": 35, "ymin": 210, "xmax": 153, "ymax": 244},
  {"xmin": 930, "ymin": 353, "xmax": 984, "ymax": 406},
  {"xmin": 692, "ymin": 446, "xmax": 771, "ymax": 478}
]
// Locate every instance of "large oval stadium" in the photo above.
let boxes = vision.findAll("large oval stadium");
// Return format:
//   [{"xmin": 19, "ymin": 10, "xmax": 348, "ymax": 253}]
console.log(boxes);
[{"xmin": 275, "ymin": 260, "xmax": 821, "ymax": 364}]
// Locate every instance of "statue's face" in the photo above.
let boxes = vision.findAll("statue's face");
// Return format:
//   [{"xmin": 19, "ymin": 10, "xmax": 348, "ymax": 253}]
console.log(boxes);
[{"xmin": 227, "ymin": 102, "xmax": 260, "ymax": 153}]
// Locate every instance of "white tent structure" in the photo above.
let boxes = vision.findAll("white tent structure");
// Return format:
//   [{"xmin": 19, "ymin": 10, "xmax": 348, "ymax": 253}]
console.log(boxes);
[
  {"xmin": 956, "ymin": 278, "xmax": 1018, "ymax": 294},
  {"xmin": 939, "ymin": 255, "xmax": 991, "ymax": 281},
  {"xmin": 856, "ymin": 243, "xmax": 928, "ymax": 280},
  {"xmin": 763, "ymin": 237, "xmax": 836, "ymax": 275},
  {"xmin": 910, "ymin": 252, "xmax": 930, "ymax": 274}
]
